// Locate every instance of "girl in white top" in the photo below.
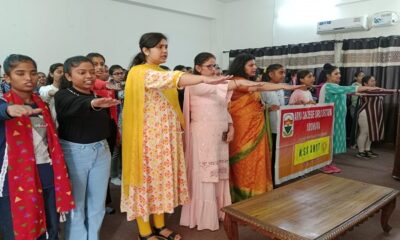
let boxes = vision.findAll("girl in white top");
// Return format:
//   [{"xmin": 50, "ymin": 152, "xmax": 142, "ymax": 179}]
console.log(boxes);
[
  {"xmin": 39, "ymin": 63, "xmax": 63, "ymax": 127},
  {"xmin": 289, "ymin": 70, "xmax": 316, "ymax": 105},
  {"xmin": 262, "ymin": 64, "xmax": 286, "ymax": 134}
]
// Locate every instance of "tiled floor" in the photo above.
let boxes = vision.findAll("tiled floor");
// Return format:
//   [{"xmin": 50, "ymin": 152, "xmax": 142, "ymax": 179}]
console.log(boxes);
[{"xmin": 100, "ymin": 146, "xmax": 400, "ymax": 240}]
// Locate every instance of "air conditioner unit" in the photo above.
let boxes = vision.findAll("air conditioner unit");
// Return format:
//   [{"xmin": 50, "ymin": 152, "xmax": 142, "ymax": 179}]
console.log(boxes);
[
  {"xmin": 317, "ymin": 16, "xmax": 369, "ymax": 34},
  {"xmin": 372, "ymin": 12, "xmax": 399, "ymax": 27}
]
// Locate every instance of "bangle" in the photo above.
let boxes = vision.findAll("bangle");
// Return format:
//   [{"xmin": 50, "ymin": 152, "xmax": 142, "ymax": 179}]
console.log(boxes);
[{"xmin": 91, "ymin": 99, "xmax": 102, "ymax": 111}]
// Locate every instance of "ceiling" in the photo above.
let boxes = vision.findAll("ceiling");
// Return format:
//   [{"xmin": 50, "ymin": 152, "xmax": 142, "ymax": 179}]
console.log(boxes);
[{"xmin": 216, "ymin": 0, "xmax": 240, "ymax": 2}]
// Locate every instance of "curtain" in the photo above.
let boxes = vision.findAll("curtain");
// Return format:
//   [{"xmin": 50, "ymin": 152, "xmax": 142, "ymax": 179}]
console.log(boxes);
[
  {"xmin": 341, "ymin": 36, "xmax": 400, "ymax": 143},
  {"xmin": 228, "ymin": 36, "xmax": 400, "ymax": 176},
  {"xmin": 229, "ymin": 40, "xmax": 335, "ymax": 71},
  {"xmin": 228, "ymin": 36, "xmax": 400, "ymax": 144}
]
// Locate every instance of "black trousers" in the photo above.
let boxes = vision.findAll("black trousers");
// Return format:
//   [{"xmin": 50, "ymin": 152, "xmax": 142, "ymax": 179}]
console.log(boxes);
[
  {"xmin": 271, "ymin": 133, "xmax": 277, "ymax": 186},
  {"xmin": 106, "ymin": 121, "xmax": 118, "ymax": 205}
]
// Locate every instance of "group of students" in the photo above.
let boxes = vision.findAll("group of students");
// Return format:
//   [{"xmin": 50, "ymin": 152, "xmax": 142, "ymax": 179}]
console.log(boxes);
[{"xmin": 0, "ymin": 31, "xmax": 387, "ymax": 240}]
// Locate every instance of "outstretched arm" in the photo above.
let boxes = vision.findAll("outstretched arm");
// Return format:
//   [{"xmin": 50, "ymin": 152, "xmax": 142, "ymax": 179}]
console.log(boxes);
[
  {"xmin": 228, "ymin": 79, "xmax": 305, "ymax": 92},
  {"xmin": 357, "ymin": 86, "xmax": 382, "ymax": 92},
  {"xmin": 178, "ymin": 73, "xmax": 232, "ymax": 88},
  {"xmin": 6, "ymin": 105, "xmax": 42, "ymax": 117}
]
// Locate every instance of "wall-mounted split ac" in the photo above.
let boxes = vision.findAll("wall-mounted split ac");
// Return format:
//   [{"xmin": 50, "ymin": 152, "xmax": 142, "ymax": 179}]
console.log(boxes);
[
  {"xmin": 317, "ymin": 16, "xmax": 369, "ymax": 34},
  {"xmin": 372, "ymin": 12, "xmax": 399, "ymax": 27},
  {"xmin": 317, "ymin": 12, "xmax": 399, "ymax": 35}
]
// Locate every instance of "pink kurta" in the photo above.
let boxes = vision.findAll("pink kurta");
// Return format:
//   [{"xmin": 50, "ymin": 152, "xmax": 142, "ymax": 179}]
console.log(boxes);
[
  {"xmin": 289, "ymin": 89, "xmax": 314, "ymax": 105},
  {"xmin": 180, "ymin": 83, "xmax": 232, "ymax": 231}
]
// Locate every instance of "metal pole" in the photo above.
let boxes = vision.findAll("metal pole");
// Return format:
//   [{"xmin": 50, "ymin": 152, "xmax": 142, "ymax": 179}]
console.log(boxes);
[{"xmin": 393, "ymin": 91, "xmax": 400, "ymax": 180}]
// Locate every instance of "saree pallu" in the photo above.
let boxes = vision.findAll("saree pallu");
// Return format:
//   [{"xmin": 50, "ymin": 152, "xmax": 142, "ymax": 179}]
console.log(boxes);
[{"xmin": 229, "ymin": 91, "xmax": 273, "ymax": 202}]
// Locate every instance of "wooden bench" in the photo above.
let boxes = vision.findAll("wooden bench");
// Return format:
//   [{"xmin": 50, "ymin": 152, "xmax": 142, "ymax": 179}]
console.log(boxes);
[{"xmin": 222, "ymin": 174, "xmax": 399, "ymax": 240}]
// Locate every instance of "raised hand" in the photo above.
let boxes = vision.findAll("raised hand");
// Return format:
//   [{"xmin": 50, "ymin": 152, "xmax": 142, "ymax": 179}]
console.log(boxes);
[
  {"xmin": 243, "ymin": 82, "xmax": 264, "ymax": 92},
  {"xmin": 7, "ymin": 105, "xmax": 43, "ymax": 117},
  {"xmin": 358, "ymin": 86, "xmax": 383, "ymax": 93},
  {"xmin": 366, "ymin": 87, "xmax": 383, "ymax": 92},
  {"xmin": 284, "ymin": 84, "xmax": 307, "ymax": 91},
  {"xmin": 203, "ymin": 75, "xmax": 233, "ymax": 85},
  {"xmin": 91, "ymin": 98, "xmax": 120, "ymax": 109}
]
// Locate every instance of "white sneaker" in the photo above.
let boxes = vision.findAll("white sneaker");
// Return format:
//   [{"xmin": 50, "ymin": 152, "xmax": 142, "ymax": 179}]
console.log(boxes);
[{"xmin": 111, "ymin": 177, "xmax": 121, "ymax": 186}]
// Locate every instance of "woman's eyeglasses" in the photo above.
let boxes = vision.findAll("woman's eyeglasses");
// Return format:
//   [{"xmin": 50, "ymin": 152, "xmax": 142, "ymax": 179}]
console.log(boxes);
[
  {"xmin": 202, "ymin": 64, "xmax": 217, "ymax": 70},
  {"xmin": 113, "ymin": 72, "xmax": 124, "ymax": 76}
]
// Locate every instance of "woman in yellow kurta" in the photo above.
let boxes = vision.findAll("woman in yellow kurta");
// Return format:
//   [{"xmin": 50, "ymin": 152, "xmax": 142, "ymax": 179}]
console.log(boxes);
[{"xmin": 121, "ymin": 32, "xmax": 231, "ymax": 240}]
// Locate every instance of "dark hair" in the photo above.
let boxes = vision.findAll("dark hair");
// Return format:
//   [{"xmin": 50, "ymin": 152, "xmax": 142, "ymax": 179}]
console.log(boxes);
[
  {"xmin": 354, "ymin": 70, "xmax": 364, "ymax": 78},
  {"xmin": 159, "ymin": 65, "xmax": 170, "ymax": 70},
  {"xmin": 193, "ymin": 52, "xmax": 215, "ymax": 75},
  {"xmin": 324, "ymin": 64, "xmax": 338, "ymax": 76},
  {"xmin": 60, "ymin": 56, "xmax": 93, "ymax": 89},
  {"xmin": 296, "ymin": 70, "xmax": 312, "ymax": 85},
  {"xmin": 362, "ymin": 75, "xmax": 373, "ymax": 86},
  {"xmin": 228, "ymin": 53, "xmax": 256, "ymax": 79},
  {"xmin": 265, "ymin": 64, "xmax": 284, "ymax": 81},
  {"xmin": 109, "ymin": 64, "xmax": 124, "ymax": 75},
  {"xmin": 353, "ymin": 70, "xmax": 364, "ymax": 83},
  {"xmin": 131, "ymin": 32, "xmax": 168, "ymax": 66},
  {"xmin": 3, "ymin": 54, "xmax": 37, "ymax": 75},
  {"xmin": 46, "ymin": 63, "xmax": 63, "ymax": 85},
  {"xmin": 316, "ymin": 63, "xmax": 337, "ymax": 84},
  {"xmin": 173, "ymin": 65, "xmax": 186, "ymax": 71},
  {"xmin": 86, "ymin": 52, "xmax": 105, "ymax": 62}
]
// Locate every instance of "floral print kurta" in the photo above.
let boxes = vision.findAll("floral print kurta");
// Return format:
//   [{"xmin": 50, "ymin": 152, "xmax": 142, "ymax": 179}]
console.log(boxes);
[{"xmin": 121, "ymin": 67, "xmax": 189, "ymax": 221}]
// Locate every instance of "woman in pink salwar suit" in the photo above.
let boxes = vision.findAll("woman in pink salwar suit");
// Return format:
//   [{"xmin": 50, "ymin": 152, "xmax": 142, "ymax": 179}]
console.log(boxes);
[{"xmin": 180, "ymin": 53, "xmax": 233, "ymax": 231}]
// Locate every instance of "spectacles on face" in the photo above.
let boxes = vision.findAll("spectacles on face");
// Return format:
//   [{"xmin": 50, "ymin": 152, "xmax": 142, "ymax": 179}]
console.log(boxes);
[
  {"xmin": 201, "ymin": 64, "xmax": 217, "ymax": 70},
  {"xmin": 113, "ymin": 72, "xmax": 124, "ymax": 76}
]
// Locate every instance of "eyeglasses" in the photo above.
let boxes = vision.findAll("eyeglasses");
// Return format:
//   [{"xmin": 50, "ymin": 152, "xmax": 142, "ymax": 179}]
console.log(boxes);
[{"xmin": 201, "ymin": 64, "xmax": 217, "ymax": 70}]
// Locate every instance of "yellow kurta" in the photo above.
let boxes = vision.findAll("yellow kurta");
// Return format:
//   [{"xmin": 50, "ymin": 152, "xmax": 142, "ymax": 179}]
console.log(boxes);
[{"xmin": 121, "ymin": 64, "xmax": 189, "ymax": 221}]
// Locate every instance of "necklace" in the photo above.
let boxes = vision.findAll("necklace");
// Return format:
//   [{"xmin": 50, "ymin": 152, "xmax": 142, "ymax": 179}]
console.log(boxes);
[{"xmin": 67, "ymin": 88, "xmax": 97, "ymax": 98}]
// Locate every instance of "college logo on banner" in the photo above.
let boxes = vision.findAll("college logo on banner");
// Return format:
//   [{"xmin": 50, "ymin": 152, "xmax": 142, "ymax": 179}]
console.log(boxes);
[
  {"xmin": 282, "ymin": 113, "xmax": 294, "ymax": 137},
  {"xmin": 275, "ymin": 104, "xmax": 334, "ymax": 185}
]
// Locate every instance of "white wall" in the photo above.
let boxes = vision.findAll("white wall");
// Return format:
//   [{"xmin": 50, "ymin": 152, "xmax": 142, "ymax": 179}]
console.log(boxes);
[
  {"xmin": 221, "ymin": 0, "xmax": 275, "ymax": 51},
  {"xmin": 0, "ymin": 0, "xmax": 223, "ymax": 73},
  {"xmin": 273, "ymin": 0, "xmax": 400, "ymax": 46},
  {"xmin": 220, "ymin": 0, "xmax": 400, "ymax": 51},
  {"xmin": 3, "ymin": 0, "xmax": 399, "ymax": 73}
]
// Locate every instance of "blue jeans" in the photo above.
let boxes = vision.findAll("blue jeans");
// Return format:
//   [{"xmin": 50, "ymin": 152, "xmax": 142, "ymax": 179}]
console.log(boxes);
[
  {"xmin": 61, "ymin": 139, "xmax": 111, "ymax": 240},
  {"xmin": 0, "ymin": 187, "xmax": 59, "ymax": 240}
]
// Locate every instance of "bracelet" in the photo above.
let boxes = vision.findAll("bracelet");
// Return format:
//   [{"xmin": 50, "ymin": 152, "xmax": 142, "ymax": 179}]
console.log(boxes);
[{"xmin": 90, "ymin": 99, "xmax": 102, "ymax": 111}]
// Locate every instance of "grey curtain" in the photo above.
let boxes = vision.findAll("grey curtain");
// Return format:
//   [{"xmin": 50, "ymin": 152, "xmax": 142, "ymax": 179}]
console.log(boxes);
[
  {"xmin": 229, "ymin": 40, "xmax": 335, "ymax": 71},
  {"xmin": 341, "ymin": 36, "xmax": 400, "ymax": 143}
]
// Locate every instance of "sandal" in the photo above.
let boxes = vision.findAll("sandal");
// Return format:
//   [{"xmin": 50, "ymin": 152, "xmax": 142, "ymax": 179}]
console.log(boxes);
[
  {"xmin": 138, "ymin": 233, "xmax": 167, "ymax": 240},
  {"xmin": 154, "ymin": 226, "xmax": 181, "ymax": 240}
]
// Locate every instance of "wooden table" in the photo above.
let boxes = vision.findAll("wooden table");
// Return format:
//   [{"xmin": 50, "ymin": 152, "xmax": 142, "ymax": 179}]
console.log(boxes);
[{"xmin": 222, "ymin": 174, "xmax": 399, "ymax": 240}]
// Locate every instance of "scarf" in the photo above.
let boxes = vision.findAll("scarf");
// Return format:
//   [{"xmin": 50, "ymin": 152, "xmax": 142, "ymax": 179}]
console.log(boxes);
[{"xmin": 4, "ymin": 91, "xmax": 75, "ymax": 240}]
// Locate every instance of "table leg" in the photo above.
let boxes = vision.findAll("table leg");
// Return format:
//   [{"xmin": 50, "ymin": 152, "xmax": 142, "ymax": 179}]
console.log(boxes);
[
  {"xmin": 224, "ymin": 214, "xmax": 239, "ymax": 240},
  {"xmin": 381, "ymin": 198, "xmax": 396, "ymax": 233}
]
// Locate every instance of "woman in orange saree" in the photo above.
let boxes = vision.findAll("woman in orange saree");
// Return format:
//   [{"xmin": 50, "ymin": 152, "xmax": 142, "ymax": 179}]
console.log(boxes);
[{"xmin": 228, "ymin": 53, "xmax": 273, "ymax": 202}]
